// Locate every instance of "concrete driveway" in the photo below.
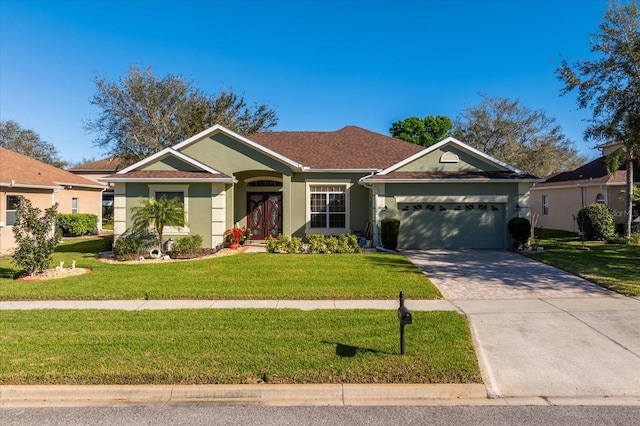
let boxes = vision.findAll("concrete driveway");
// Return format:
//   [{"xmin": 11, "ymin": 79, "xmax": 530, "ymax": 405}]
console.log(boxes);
[{"xmin": 404, "ymin": 250, "xmax": 640, "ymax": 399}]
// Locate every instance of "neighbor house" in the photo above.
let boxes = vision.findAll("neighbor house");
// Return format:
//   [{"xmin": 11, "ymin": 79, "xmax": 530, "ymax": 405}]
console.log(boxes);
[
  {"xmin": 530, "ymin": 141, "xmax": 639, "ymax": 233},
  {"xmin": 101, "ymin": 125, "xmax": 540, "ymax": 250},
  {"xmin": 68, "ymin": 156, "xmax": 124, "ymax": 220},
  {"xmin": 0, "ymin": 147, "xmax": 106, "ymax": 254}
]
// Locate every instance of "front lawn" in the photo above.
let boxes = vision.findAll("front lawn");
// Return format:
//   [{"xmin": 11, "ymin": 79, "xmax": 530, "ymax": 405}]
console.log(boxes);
[
  {"xmin": 0, "ymin": 309, "xmax": 480, "ymax": 385},
  {"xmin": 526, "ymin": 235, "xmax": 640, "ymax": 296},
  {"xmin": 0, "ymin": 237, "xmax": 441, "ymax": 300}
]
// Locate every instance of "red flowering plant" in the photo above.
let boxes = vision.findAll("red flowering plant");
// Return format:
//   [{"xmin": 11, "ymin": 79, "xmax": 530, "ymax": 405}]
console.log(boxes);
[{"xmin": 223, "ymin": 227, "xmax": 245, "ymax": 246}]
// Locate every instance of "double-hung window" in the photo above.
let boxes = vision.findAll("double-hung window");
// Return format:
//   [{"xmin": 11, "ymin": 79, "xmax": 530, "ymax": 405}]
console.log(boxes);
[
  {"xmin": 71, "ymin": 198, "xmax": 79, "ymax": 214},
  {"xmin": 6, "ymin": 195, "xmax": 20, "ymax": 226},
  {"xmin": 309, "ymin": 184, "xmax": 347, "ymax": 229},
  {"xmin": 542, "ymin": 195, "xmax": 549, "ymax": 215}
]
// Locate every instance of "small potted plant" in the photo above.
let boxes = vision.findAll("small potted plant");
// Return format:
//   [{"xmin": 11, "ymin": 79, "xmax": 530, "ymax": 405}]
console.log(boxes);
[{"xmin": 223, "ymin": 227, "xmax": 244, "ymax": 249}]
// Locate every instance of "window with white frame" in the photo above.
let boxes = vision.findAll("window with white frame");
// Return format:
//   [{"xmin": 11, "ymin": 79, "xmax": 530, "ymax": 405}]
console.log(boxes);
[
  {"xmin": 6, "ymin": 195, "xmax": 20, "ymax": 226},
  {"xmin": 71, "ymin": 198, "xmax": 79, "ymax": 214},
  {"xmin": 149, "ymin": 185, "xmax": 189, "ymax": 234},
  {"xmin": 309, "ymin": 184, "xmax": 347, "ymax": 229},
  {"xmin": 596, "ymin": 193, "xmax": 605, "ymax": 204},
  {"xmin": 542, "ymin": 195, "xmax": 549, "ymax": 215}
]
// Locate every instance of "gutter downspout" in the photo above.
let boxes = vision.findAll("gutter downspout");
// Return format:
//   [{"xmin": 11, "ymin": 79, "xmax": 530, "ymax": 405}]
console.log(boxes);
[{"xmin": 359, "ymin": 173, "xmax": 393, "ymax": 252}]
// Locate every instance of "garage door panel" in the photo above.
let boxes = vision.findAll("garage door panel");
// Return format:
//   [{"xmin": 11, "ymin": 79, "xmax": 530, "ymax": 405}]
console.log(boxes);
[{"xmin": 398, "ymin": 203, "xmax": 505, "ymax": 249}]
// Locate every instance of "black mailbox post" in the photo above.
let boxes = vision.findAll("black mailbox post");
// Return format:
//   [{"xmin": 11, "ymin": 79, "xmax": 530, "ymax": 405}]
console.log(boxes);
[{"xmin": 398, "ymin": 291, "xmax": 412, "ymax": 355}]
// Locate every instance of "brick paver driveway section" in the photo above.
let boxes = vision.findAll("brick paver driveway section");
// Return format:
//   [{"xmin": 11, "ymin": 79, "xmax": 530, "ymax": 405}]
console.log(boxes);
[{"xmin": 404, "ymin": 249, "xmax": 612, "ymax": 300}]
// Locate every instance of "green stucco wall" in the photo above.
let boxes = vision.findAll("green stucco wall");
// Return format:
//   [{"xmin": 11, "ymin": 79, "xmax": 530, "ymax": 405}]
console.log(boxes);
[
  {"xmin": 181, "ymin": 132, "xmax": 291, "ymax": 176},
  {"xmin": 142, "ymin": 156, "xmax": 201, "ymax": 172},
  {"xmin": 289, "ymin": 172, "xmax": 370, "ymax": 238},
  {"xmin": 397, "ymin": 146, "xmax": 504, "ymax": 173},
  {"xmin": 120, "ymin": 182, "xmax": 214, "ymax": 248}
]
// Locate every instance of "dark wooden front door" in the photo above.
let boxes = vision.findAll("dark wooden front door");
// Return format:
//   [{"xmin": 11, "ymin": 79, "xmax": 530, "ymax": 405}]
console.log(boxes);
[{"xmin": 247, "ymin": 193, "xmax": 282, "ymax": 240}]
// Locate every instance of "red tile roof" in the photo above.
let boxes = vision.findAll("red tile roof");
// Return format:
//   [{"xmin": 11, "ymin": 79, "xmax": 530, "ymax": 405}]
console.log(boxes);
[
  {"xmin": 250, "ymin": 126, "xmax": 424, "ymax": 169},
  {"xmin": 0, "ymin": 148, "xmax": 105, "ymax": 189}
]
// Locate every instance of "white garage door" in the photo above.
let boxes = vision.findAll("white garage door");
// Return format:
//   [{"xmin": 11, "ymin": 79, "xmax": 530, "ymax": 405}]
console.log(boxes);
[{"xmin": 397, "ymin": 202, "xmax": 505, "ymax": 249}]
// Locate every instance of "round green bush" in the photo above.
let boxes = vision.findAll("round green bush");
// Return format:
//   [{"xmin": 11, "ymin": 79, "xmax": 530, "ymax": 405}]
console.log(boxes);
[
  {"xmin": 381, "ymin": 218, "xmax": 400, "ymax": 250},
  {"xmin": 56, "ymin": 213, "xmax": 98, "ymax": 237},
  {"xmin": 507, "ymin": 217, "xmax": 531, "ymax": 249},
  {"xmin": 577, "ymin": 203, "xmax": 615, "ymax": 241}
]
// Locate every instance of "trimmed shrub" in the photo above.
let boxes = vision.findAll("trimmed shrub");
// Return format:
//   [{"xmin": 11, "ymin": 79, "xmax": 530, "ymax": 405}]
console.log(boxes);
[
  {"xmin": 56, "ymin": 213, "xmax": 98, "ymax": 237},
  {"xmin": 380, "ymin": 218, "xmax": 400, "ymax": 250},
  {"xmin": 507, "ymin": 217, "xmax": 531, "ymax": 249},
  {"xmin": 170, "ymin": 235, "xmax": 203, "ymax": 257},
  {"xmin": 265, "ymin": 234, "xmax": 302, "ymax": 253},
  {"xmin": 607, "ymin": 233, "xmax": 640, "ymax": 246},
  {"xmin": 606, "ymin": 235, "xmax": 628, "ymax": 245},
  {"xmin": 114, "ymin": 235, "xmax": 144, "ymax": 260},
  {"xmin": 12, "ymin": 197, "xmax": 61, "ymax": 275},
  {"xmin": 114, "ymin": 230, "xmax": 158, "ymax": 260},
  {"xmin": 307, "ymin": 234, "xmax": 328, "ymax": 254},
  {"xmin": 265, "ymin": 235, "xmax": 280, "ymax": 253},
  {"xmin": 267, "ymin": 234, "xmax": 362, "ymax": 254},
  {"xmin": 336, "ymin": 234, "xmax": 362, "ymax": 254},
  {"xmin": 577, "ymin": 203, "xmax": 615, "ymax": 241}
]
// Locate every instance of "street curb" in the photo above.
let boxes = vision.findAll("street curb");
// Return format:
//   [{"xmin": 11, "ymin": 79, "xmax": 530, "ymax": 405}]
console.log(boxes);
[
  {"xmin": 0, "ymin": 384, "xmax": 488, "ymax": 407},
  {"xmin": 2, "ymin": 385, "xmax": 639, "ymax": 407}
]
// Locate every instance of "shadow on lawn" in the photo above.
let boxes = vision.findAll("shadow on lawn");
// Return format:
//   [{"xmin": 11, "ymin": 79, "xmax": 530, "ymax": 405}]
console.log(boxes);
[
  {"xmin": 56, "ymin": 237, "xmax": 112, "ymax": 256},
  {"xmin": 323, "ymin": 341, "xmax": 391, "ymax": 357},
  {"xmin": 360, "ymin": 253, "xmax": 420, "ymax": 274},
  {"xmin": 0, "ymin": 266, "xmax": 21, "ymax": 279}
]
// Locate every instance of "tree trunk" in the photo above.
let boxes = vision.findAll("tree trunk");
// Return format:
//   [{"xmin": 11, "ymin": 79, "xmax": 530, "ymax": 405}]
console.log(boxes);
[{"xmin": 624, "ymin": 157, "xmax": 634, "ymax": 237}]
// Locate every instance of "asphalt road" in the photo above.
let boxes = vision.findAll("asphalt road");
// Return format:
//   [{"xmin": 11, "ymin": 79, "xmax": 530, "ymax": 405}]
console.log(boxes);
[{"xmin": 3, "ymin": 406, "xmax": 640, "ymax": 426}]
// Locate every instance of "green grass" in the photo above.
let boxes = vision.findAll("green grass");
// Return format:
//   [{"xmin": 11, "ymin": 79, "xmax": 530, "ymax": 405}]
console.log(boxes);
[
  {"xmin": 0, "ymin": 236, "xmax": 441, "ymax": 300},
  {"xmin": 0, "ymin": 309, "xmax": 480, "ymax": 385},
  {"xmin": 526, "ymin": 235, "xmax": 640, "ymax": 296}
]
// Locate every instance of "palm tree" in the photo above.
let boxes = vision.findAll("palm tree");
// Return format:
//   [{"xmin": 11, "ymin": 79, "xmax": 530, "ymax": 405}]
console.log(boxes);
[
  {"xmin": 557, "ymin": 0, "xmax": 640, "ymax": 236},
  {"xmin": 131, "ymin": 195, "xmax": 186, "ymax": 247},
  {"xmin": 605, "ymin": 144, "xmax": 638, "ymax": 235}
]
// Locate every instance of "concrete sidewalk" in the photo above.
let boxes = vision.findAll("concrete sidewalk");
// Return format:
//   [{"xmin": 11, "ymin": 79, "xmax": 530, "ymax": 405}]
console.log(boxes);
[{"xmin": 0, "ymin": 299, "xmax": 457, "ymax": 311}]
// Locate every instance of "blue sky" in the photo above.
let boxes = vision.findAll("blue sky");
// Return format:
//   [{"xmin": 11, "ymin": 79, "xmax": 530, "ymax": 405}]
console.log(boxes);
[{"xmin": 1, "ymin": 0, "xmax": 609, "ymax": 164}]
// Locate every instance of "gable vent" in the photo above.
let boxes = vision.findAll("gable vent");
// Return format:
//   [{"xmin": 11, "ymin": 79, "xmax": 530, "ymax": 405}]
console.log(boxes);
[{"xmin": 440, "ymin": 152, "xmax": 460, "ymax": 163}]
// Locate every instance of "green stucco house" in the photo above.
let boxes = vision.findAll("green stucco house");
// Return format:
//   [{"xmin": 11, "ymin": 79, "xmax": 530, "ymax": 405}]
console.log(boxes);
[{"xmin": 101, "ymin": 125, "xmax": 539, "ymax": 250}]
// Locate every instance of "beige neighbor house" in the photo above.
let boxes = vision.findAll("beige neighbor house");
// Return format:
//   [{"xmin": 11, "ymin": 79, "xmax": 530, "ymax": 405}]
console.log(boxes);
[
  {"xmin": 101, "ymin": 125, "xmax": 540, "ymax": 250},
  {"xmin": 68, "ymin": 157, "xmax": 124, "ymax": 217},
  {"xmin": 530, "ymin": 142, "xmax": 640, "ymax": 234},
  {"xmin": 0, "ymin": 147, "xmax": 106, "ymax": 255}
]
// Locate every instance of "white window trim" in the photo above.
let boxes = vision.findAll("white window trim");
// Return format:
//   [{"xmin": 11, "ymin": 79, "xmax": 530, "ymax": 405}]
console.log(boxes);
[
  {"xmin": 305, "ymin": 180, "xmax": 351, "ymax": 235},
  {"xmin": 71, "ymin": 197, "xmax": 79, "ymax": 214},
  {"xmin": 542, "ymin": 195, "xmax": 549, "ymax": 215},
  {"xmin": 149, "ymin": 184, "xmax": 190, "ymax": 235}
]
